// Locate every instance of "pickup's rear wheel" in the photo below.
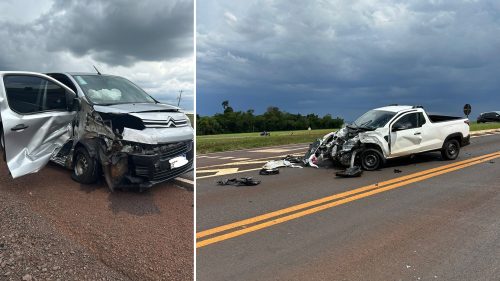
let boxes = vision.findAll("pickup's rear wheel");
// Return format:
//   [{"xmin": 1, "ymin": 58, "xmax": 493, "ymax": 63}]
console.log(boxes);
[
  {"xmin": 72, "ymin": 146, "xmax": 100, "ymax": 184},
  {"xmin": 360, "ymin": 148, "xmax": 383, "ymax": 171},
  {"xmin": 441, "ymin": 139, "xmax": 460, "ymax": 160}
]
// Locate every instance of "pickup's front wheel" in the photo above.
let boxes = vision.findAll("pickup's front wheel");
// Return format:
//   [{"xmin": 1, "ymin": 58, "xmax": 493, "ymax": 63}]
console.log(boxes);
[
  {"xmin": 72, "ymin": 146, "xmax": 100, "ymax": 184},
  {"xmin": 441, "ymin": 139, "xmax": 460, "ymax": 160},
  {"xmin": 360, "ymin": 149, "xmax": 383, "ymax": 171}
]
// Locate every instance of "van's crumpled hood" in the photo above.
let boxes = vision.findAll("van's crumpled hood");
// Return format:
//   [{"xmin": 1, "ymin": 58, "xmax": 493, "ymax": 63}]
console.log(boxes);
[
  {"xmin": 92, "ymin": 103, "xmax": 193, "ymax": 145},
  {"xmin": 93, "ymin": 103, "xmax": 179, "ymax": 114}
]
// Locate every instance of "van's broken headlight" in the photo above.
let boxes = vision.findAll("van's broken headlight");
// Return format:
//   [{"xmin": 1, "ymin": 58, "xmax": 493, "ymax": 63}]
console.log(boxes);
[{"xmin": 184, "ymin": 113, "xmax": 192, "ymax": 127}]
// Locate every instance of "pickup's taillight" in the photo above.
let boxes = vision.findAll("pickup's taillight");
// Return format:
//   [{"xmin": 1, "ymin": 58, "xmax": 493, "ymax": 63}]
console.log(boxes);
[{"xmin": 464, "ymin": 120, "xmax": 470, "ymax": 126}]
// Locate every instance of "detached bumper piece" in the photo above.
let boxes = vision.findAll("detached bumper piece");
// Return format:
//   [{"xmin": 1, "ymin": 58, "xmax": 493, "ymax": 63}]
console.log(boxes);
[
  {"xmin": 217, "ymin": 177, "xmax": 261, "ymax": 186},
  {"xmin": 128, "ymin": 141, "xmax": 194, "ymax": 191},
  {"xmin": 336, "ymin": 166, "xmax": 363, "ymax": 177}
]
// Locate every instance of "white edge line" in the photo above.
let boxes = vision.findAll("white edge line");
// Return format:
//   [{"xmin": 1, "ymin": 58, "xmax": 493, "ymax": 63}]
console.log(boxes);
[{"xmin": 175, "ymin": 177, "xmax": 194, "ymax": 185}]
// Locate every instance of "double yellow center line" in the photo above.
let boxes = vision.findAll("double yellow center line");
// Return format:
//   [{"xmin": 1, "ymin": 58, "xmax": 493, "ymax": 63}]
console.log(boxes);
[{"xmin": 197, "ymin": 151, "xmax": 500, "ymax": 248}]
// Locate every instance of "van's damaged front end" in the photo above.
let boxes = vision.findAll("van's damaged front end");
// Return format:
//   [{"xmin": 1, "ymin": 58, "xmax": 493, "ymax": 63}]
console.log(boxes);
[{"xmin": 72, "ymin": 103, "xmax": 194, "ymax": 192}]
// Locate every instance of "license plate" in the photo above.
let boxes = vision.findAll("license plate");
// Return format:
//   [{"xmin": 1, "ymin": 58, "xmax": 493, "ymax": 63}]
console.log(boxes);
[{"xmin": 169, "ymin": 155, "xmax": 188, "ymax": 169}]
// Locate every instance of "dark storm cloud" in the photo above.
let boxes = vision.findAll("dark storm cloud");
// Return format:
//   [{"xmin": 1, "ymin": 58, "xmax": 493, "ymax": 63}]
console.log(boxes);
[
  {"xmin": 0, "ymin": 0, "xmax": 194, "ymax": 111},
  {"xmin": 0, "ymin": 0, "xmax": 193, "ymax": 68},
  {"xmin": 197, "ymin": 0, "xmax": 500, "ymax": 120},
  {"xmin": 45, "ymin": 0, "xmax": 193, "ymax": 66}
]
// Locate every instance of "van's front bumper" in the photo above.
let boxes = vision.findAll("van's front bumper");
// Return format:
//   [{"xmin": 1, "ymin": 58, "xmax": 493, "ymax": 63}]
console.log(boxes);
[{"xmin": 122, "ymin": 140, "xmax": 194, "ymax": 191}]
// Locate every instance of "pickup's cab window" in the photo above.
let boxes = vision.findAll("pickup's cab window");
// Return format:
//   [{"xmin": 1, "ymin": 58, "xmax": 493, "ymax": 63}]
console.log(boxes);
[
  {"xmin": 3, "ymin": 75, "xmax": 67, "ymax": 114},
  {"xmin": 394, "ymin": 113, "xmax": 418, "ymax": 130},
  {"xmin": 417, "ymin": 112, "xmax": 426, "ymax": 127}
]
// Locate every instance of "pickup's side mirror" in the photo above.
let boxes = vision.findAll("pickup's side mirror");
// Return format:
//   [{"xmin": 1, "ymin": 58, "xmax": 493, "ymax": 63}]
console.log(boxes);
[{"xmin": 391, "ymin": 123, "xmax": 406, "ymax": 132}]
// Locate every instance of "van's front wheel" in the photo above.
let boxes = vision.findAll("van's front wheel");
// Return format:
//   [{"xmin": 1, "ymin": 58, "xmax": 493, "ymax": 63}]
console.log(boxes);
[
  {"xmin": 72, "ymin": 146, "xmax": 100, "ymax": 184},
  {"xmin": 441, "ymin": 139, "xmax": 460, "ymax": 160}
]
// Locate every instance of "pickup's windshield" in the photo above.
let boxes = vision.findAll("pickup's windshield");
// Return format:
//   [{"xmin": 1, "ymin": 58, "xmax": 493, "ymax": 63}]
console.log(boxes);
[
  {"xmin": 72, "ymin": 75, "xmax": 156, "ymax": 105},
  {"xmin": 351, "ymin": 110, "xmax": 396, "ymax": 129}
]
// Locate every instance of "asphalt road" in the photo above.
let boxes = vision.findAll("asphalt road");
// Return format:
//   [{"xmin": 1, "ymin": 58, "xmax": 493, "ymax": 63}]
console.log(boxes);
[
  {"xmin": 196, "ymin": 133, "xmax": 500, "ymax": 281},
  {"xmin": 0, "ymin": 161, "xmax": 193, "ymax": 280}
]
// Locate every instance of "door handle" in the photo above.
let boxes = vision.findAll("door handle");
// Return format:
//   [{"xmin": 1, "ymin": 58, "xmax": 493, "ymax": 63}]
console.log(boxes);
[
  {"xmin": 414, "ymin": 132, "xmax": 421, "ymax": 135},
  {"xmin": 11, "ymin": 124, "xmax": 28, "ymax": 131}
]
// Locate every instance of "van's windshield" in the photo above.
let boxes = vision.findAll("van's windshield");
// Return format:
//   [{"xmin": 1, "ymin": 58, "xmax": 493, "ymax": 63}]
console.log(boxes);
[{"xmin": 72, "ymin": 75, "xmax": 156, "ymax": 105}]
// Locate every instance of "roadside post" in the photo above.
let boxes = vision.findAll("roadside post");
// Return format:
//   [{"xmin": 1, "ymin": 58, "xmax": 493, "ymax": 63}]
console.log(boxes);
[{"xmin": 463, "ymin": 104, "xmax": 471, "ymax": 118}]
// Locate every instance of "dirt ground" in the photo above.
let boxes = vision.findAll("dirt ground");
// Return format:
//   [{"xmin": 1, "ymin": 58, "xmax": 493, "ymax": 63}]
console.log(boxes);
[{"xmin": 0, "ymin": 161, "xmax": 193, "ymax": 281}]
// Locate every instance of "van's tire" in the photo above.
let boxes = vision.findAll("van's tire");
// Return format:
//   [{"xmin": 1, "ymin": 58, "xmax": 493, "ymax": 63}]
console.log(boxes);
[
  {"xmin": 360, "ymin": 148, "xmax": 383, "ymax": 171},
  {"xmin": 72, "ymin": 146, "xmax": 100, "ymax": 184},
  {"xmin": 441, "ymin": 139, "xmax": 460, "ymax": 160}
]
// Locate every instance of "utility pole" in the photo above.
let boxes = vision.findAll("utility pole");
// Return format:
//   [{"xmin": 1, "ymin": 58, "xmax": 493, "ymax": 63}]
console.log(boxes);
[{"xmin": 177, "ymin": 90, "xmax": 183, "ymax": 107}]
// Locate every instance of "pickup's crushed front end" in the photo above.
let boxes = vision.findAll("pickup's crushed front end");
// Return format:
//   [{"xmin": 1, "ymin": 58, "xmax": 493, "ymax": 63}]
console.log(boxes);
[{"xmin": 306, "ymin": 127, "xmax": 364, "ymax": 167}]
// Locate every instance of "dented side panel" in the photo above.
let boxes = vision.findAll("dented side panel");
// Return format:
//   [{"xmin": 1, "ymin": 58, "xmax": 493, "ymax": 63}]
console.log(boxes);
[{"xmin": 0, "ymin": 72, "xmax": 77, "ymax": 178}]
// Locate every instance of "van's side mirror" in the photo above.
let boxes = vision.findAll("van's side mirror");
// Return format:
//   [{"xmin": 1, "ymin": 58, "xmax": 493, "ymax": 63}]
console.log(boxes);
[
  {"xmin": 65, "ymin": 89, "xmax": 80, "ymax": 112},
  {"xmin": 69, "ymin": 98, "xmax": 81, "ymax": 112}
]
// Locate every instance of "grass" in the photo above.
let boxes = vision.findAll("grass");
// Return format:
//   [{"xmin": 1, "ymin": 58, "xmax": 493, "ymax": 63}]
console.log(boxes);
[
  {"xmin": 469, "ymin": 121, "xmax": 500, "ymax": 131},
  {"xmin": 196, "ymin": 121, "xmax": 500, "ymax": 154}
]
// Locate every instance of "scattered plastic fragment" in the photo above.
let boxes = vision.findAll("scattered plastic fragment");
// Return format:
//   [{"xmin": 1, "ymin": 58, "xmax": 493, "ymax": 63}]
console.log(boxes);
[
  {"xmin": 259, "ymin": 168, "xmax": 280, "ymax": 175},
  {"xmin": 262, "ymin": 160, "xmax": 302, "ymax": 170},
  {"xmin": 394, "ymin": 169, "xmax": 402, "ymax": 173},
  {"xmin": 217, "ymin": 177, "xmax": 261, "ymax": 186},
  {"xmin": 284, "ymin": 155, "xmax": 303, "ymax": 163},
  {"xmin": 336, "ymin": 166, "xmax": 363, "ymax": 177}
]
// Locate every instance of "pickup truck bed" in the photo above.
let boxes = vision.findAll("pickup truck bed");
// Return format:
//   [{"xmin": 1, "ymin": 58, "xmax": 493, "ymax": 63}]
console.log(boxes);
[{"xmin": 428, "ymin": 114, "xmax": 464, "ymax": 123}]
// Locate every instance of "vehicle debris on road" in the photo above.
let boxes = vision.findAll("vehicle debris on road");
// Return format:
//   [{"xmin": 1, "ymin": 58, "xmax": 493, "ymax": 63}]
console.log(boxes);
[
  {"xmin": 284, "ymin": 155, "xmax": 304, "ymax": 163},
  {"xmin": 217, "ymin": 177, "xmax": 261, "ymax": 186},
  {"xmin": 335, "ymin": 166, "xmax": 363, "ymax": 177},
  {"xmin": 259, "ymin": 159, "xmax": 303, "ymax": 175},
  {"xmin": 259, "ymin": 168, "xmax": 280, "ymax": 175}
]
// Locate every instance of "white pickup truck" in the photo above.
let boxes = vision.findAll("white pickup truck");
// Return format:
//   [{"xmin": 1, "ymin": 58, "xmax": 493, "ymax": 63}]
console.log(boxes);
[{"xmin": 309, "ymin": 105, "xmax": 470, "ymax": 171}]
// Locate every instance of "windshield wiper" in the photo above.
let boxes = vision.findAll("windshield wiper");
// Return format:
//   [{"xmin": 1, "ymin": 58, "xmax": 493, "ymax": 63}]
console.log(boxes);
[{"xmin": 357, "ymin": 126, "xmax": 376, "ymax": 131}]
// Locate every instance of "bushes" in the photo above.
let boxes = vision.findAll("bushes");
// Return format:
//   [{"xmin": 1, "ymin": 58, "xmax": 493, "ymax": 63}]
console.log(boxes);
[{"xmin": 197, "ymin": 104, "xmax": 343, "ymax": 135}]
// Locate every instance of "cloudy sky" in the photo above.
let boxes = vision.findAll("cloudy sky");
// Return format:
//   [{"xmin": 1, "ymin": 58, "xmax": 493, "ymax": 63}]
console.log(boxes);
[
  {"xmin": 0, "ymin": 0, "xmax": 194, "ymax": 111},
  {"xmin": 197, "ymin": 0, "xmax": 500, "ymax": 120}
]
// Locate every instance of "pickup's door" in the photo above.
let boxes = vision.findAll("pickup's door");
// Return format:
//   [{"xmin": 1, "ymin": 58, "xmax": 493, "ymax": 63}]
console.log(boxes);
[
  {"xmin": 0, "ymin": 73, "xmax": 78, "ymax": 178},
  {"xmin": 390, "ymin": 112, "xmax": 422, "ymax": 157}
]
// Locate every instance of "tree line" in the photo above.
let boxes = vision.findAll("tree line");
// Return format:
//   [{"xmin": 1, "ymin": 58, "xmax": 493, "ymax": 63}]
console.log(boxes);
[{"xmin": 196, "ymin": 101, "xmax": 344, "ymax": 135}]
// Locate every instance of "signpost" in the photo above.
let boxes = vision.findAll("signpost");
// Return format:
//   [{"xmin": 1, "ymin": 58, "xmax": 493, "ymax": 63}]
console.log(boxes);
[{"xmin": 463, "ymin": 104, "xmax": 471, "ymax": 117}]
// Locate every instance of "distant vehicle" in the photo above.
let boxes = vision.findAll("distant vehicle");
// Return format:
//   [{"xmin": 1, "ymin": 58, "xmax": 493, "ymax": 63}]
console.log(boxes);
[
  {"xmin": 0, "ymin": 71, "xmax": 193, "ymax": 191},
  {"xmin": 307, "ymin": 105, "xmax": 470, "ymax": 171},
  {"xmin": 477, "ymin": 111, "xmax": 500, "ymax": 123}
]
